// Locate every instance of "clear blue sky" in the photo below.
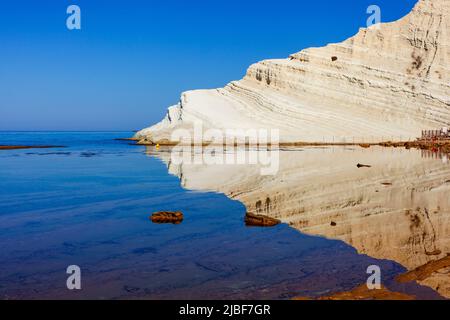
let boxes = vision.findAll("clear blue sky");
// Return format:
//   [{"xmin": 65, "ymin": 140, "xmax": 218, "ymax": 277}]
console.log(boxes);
[{"xmin": 0, "ymin": 0, "xmax": 417, "ymax": 131}]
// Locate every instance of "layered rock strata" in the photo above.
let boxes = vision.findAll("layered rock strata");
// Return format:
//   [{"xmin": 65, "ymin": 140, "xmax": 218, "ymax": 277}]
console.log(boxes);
[{"xmin": 137, "ymin": 0, "xmax": 449, "ymax": 143}]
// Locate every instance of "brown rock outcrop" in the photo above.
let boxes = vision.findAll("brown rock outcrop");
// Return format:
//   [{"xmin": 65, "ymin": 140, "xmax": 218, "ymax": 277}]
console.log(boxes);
[
  {"xmin": 245, "ymin": 212, "xmax": 280, "ymax": 227},
  {"xmin": 150, "ymin": 212, "xmax": 184, "ymax": 224}
]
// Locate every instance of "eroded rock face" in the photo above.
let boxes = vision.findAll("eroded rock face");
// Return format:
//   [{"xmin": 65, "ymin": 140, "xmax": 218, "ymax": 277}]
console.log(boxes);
[
  {"xmin": 148, "ymin": 146, "xmax": 450, "ymax": 298},
  {"xmin": 137, "ymin": 0, "xmax": 450, "ymax": 143}
]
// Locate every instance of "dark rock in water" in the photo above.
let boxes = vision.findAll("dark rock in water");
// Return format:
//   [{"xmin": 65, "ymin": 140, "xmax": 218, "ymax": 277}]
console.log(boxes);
[
  {"xmin": 124, "ymin": 286, "xmax": 140, "ymax": 293},
  {"xmin": 151, "ymin": 211, "xmax": 184, "ymax": 224},
  {"xmin": 132, "ymin": 247, "xmax": 157, "ymax": 255},
  {"xmin": 80, "ymin": 151, "xmax": 98, "ymax": 158},
  {"xmin": 245, "ymin": 212, "xmax": 280, "ymax": 227},
  {"xmin": 357, "ymin": 163, "xmax": 372, "ymax": 168}
]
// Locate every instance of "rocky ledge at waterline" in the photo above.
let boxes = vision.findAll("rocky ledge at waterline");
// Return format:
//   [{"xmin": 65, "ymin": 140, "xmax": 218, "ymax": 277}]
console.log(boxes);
[{"xmin": 136, "ymin": 0, "xmax": 449, "ymax": 144}]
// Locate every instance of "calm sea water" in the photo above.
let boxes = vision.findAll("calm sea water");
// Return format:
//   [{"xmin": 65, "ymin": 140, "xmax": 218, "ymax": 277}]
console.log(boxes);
[{"xmin": 0, "ymin": 132, "xmax": 440, "ymax": 299}]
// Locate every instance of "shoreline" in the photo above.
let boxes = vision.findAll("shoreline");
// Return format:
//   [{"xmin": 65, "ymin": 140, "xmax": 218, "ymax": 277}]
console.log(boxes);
[{"xmin": 131, "ymin": 139, "xmax": 450, "ymax": 153}]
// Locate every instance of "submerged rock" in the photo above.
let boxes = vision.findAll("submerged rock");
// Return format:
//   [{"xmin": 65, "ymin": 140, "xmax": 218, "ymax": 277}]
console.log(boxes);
[
  {"xmin": 245, "ymin": 212, "xmax": 280, "ymax": 227},
  {"xmin": 150, "ymin": 211, "xmax": 184, "ymax": 224}
]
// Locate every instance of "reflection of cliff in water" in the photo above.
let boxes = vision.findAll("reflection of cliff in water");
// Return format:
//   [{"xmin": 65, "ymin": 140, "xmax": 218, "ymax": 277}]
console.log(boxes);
[
  {"xmin": 421, "ymin": 149, "xmax": 449, "ymax": 163},
  {"xmin": 147, "ymin": 146, "xmax": 450, "ymax": 298}
]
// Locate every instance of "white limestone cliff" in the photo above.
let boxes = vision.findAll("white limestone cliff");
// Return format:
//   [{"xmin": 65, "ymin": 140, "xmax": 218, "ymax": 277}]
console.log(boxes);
[{"xmin": 136, "ymin": 0, "xmax": 449, "ymax": 143}]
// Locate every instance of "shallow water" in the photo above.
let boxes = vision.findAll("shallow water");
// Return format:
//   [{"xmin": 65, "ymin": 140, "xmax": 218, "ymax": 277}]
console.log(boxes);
[{"xmin": 0, "ymin": 132, "xmax": 445, "ymax": 299}]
